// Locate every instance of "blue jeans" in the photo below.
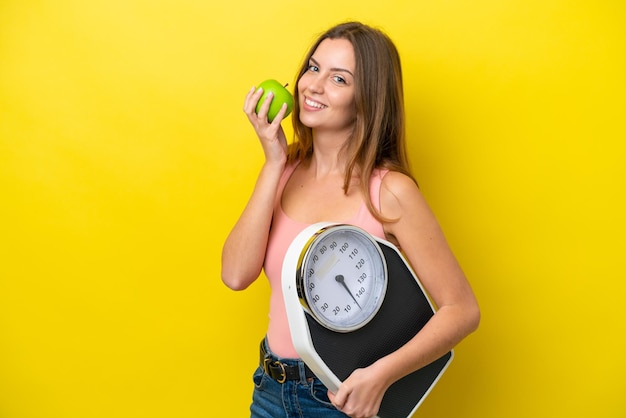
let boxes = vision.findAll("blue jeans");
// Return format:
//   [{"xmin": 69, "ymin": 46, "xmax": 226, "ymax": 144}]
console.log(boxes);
[{"xmin": 250, "ymin": 340, "xmax": 349, "ymax": 418}]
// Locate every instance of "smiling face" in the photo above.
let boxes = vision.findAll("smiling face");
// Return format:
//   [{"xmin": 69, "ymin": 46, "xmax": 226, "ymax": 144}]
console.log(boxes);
[{"xmin": 297, "ymin": 38, "xmax": 357, "ymax": 136}]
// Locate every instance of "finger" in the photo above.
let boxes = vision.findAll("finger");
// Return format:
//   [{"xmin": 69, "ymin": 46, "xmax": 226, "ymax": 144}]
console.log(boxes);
[
  {"xmin": 256, "ymin": 91, "xmax": 274, "ymax": 121},
  {"xmin": 270, "ymin": 103, "xmax": 288, "ymax": 125},
  {"xmin": 327, "ymin": 390, "xmax": 336, "ymax": 403},
  {"xmin": 243, "ymin": 86, "xmax": 263, "ymax": 115},
  {"xmin": 327, "ymin": 391, "xmax": 342, "ymax": 412},
  {"xmin": 329, "ymin": 388, "xmax": 346, "ymax": 410},
  {"xmin": 242, "ymin": 86, "xmax": 255, "ymax": 111}
]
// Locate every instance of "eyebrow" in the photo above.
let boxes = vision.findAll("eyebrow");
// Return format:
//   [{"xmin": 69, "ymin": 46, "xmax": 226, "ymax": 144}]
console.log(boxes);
[{"xmin": 310, "ymin": 57, "xmax": 354, "ymax": 77}]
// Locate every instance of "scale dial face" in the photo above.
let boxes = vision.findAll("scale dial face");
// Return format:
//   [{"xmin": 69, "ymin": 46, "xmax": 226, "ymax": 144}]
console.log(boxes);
[{"xmin": 297, "ymin": 225, "xmax": 388, "ymax": 332}]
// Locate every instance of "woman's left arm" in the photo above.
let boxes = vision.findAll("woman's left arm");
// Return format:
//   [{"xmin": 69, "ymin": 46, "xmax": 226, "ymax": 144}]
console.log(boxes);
[{"xmin": 329, "ymin": 171, "xmax": 480, "ymax": 418}]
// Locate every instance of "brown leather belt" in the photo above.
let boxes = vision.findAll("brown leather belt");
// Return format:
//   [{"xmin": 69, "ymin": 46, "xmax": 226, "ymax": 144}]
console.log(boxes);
[{"xmin": 260, "ymin": 341, "xmax": 316, "ymax": 383}]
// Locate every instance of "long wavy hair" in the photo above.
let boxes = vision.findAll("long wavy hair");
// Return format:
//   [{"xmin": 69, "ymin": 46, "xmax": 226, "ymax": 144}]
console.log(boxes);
[{"xmin": 288, "ymin": 22, "xmax": 415, "ymax": 222}]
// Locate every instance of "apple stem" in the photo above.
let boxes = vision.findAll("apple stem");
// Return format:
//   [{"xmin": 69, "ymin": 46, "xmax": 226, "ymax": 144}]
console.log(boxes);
[{"xmin": 284, "ymin": 83, "xmax": 289, "ymax": 87}]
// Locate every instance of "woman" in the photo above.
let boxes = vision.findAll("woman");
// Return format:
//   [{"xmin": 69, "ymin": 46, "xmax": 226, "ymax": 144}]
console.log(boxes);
[{"xmin": 222, "ymin": 21, "xmax": 480, "ymax": 418}]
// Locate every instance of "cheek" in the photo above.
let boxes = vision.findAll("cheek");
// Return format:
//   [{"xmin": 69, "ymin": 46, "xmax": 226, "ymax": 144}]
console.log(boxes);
[
  {"xmin": 297, "ymin": 74, "xmax": 309, "ymax": 96},
  {"xmin": 334, "ymin": 94, "xmax": 356, "ymax": 117}
]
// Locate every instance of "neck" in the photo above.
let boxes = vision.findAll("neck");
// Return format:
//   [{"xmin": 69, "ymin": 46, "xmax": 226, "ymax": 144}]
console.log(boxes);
[{"xmin": 309, "ymin": 128, "xmax": 352, "ymax": 176}]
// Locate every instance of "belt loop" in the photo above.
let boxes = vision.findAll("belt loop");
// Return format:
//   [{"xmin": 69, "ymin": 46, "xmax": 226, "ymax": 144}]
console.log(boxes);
[
  {"xmin": 297, "ymin": 361, "xmax": 308, "ymax": 383},
  {"xmin": 262, "ymin": 357, "xmax": 272, "ymax": 375}
]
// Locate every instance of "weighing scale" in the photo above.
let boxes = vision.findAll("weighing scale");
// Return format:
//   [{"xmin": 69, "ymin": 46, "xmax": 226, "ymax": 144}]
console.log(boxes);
[{"xmin": 282, "ymin": 222, "xmax": 453, "ymax": 418}]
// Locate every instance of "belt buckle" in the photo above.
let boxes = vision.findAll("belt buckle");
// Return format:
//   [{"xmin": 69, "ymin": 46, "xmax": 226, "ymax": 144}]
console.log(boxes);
[
  {"xmin": 273, "ymin": 361, "xmax": 287, "ymax": 383},
  {"xmin": 263, "ymin": 357, "xmax": 287, "ymax": 384}
]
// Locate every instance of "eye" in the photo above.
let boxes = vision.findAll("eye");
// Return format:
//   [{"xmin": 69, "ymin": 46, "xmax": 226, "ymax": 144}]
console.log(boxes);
[
  {"xmin": 333, "ymin": 75, "xmax": 347, "ymax": 84},
  {"xmin": 308, "ymin": 64, "xmax": 319, "ymax": 72}
]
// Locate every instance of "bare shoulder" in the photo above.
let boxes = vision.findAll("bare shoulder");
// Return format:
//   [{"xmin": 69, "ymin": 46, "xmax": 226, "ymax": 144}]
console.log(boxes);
[
  {"xmin": 379, "ymin": 170, "xmax": 442, "ymax": 248},
  {"xmin": 380, "ymin": 170, "xmax": 418, "ymax": 193},
  {"xmin": 380, "ymin": 171, "xmax": 428, "ymax": 219}
]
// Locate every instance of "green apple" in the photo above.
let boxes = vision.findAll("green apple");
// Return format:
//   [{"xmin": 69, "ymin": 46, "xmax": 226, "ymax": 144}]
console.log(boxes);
[{"xmin": 255, "ymin": 79, "xmax": 294, "ymax": 122}]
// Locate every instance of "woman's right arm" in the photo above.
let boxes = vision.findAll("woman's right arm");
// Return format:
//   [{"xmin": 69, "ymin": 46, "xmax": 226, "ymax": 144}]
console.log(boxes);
[{"xmin": 221, "ymin": 87, "xmax": 290, "ymax": 290}]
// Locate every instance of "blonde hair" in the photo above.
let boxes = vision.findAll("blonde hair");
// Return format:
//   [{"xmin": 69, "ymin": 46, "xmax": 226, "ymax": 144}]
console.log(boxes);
[{"xmin": 288, "ymin": 22, "xmax": 415, "ymax": 221}]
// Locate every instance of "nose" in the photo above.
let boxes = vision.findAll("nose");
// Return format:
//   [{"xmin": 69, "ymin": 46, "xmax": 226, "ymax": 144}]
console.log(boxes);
[{"xmin": 307, "ymin": 73, "xmax": 324, "ymax": 94}]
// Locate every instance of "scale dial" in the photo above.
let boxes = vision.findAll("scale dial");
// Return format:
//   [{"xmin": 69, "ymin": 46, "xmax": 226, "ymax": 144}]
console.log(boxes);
[{"xmin": 296, "ymin": 224, "xmax": 388, "ymax": 332}]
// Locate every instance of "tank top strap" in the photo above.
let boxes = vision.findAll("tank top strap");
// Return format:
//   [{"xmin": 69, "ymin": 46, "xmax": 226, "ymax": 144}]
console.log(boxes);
[
  {"xmin": 349, "ymin": 168, "xmax": 389, "ymax": 240},
  {"xmin": 369, "ymin": 168, "xmax": 389, "ymax": 212}
]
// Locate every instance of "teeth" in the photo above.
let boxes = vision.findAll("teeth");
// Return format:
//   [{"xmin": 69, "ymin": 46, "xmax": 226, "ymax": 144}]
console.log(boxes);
[{"xmin": 305, "ymin": 98, "xmax": 326, "ymax": 109}]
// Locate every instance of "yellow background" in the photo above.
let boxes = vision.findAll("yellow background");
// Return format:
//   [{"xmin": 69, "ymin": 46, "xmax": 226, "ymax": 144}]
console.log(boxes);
[{"xmin": 1, "ymin": 0, "xmax": 624, "ymax": 417}]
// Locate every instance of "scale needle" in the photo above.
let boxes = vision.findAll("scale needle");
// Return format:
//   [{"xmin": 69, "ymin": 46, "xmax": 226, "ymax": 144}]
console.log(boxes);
[{"xmin": 335, "ymin": 275, "xmax": 361, "ymax": 309}]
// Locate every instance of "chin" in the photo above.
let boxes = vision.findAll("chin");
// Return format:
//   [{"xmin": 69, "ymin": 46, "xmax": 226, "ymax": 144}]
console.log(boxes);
[{"xmin": 299, "ymin": 113, "xmax": 320, "ymax": 129}]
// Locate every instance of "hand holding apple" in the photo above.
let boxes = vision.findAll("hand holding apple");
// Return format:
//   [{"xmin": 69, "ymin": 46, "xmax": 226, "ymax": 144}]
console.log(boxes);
[{"xmin": 255, "ymin": 79, "xmax": 294, "ymax": 122}]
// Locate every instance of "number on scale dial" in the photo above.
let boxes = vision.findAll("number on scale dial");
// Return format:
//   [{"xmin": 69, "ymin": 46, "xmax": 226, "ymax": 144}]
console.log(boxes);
[{"xmin": 297, "ymin": 225, "xmax": 388, "ymax": 332}]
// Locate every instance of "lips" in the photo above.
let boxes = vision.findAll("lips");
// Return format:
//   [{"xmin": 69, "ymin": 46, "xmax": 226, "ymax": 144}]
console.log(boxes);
[{"xmin": 304, "ymin": 97, "xmax": 327, "ymax": 110}]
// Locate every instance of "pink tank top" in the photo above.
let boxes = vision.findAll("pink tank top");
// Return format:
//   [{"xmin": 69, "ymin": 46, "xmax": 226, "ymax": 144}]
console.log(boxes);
[{"xmin": 263, "ymin": 162, "xmax": 388, "ymax": 358}]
